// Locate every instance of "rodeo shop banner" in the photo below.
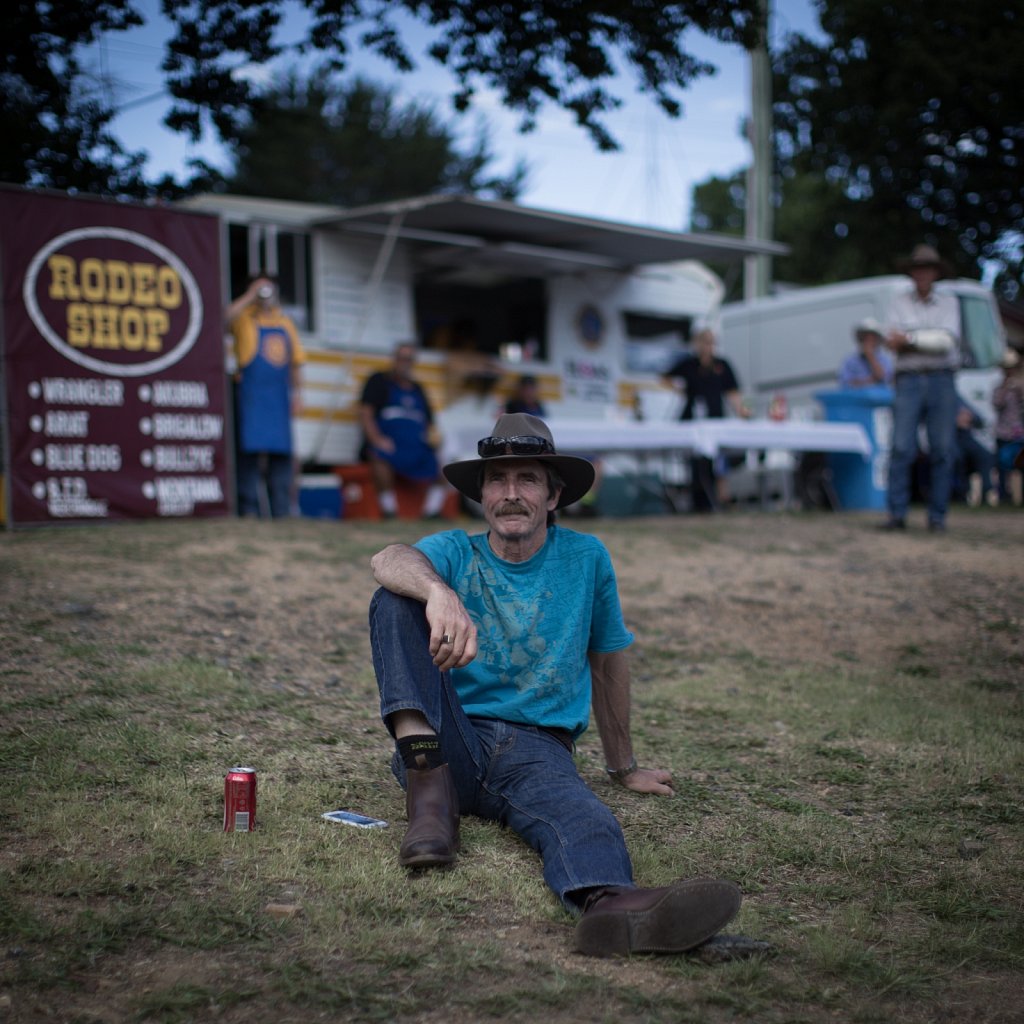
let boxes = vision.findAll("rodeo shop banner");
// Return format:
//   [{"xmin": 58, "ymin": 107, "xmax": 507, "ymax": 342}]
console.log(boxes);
[{"xmin": 0, "ymin": 187, "xmax": 231, "ymax": 526}]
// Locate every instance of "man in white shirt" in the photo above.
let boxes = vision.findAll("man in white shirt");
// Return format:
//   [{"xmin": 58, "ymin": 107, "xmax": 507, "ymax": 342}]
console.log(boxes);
[{"xmin": 882, "ymin": 244, "xmax": 961, "ymax": 532}]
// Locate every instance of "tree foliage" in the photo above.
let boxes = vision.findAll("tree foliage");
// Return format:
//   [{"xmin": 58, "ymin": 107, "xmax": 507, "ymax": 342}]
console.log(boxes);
[
  {"xmin": 162, "ymin": 0, "xmax": 761, "ymax": 153},
  {"xmin": 4, "ymin": 0, "xmax": 761, "ymax": 199},
  {"xmin": 771, "ymin": 0, "xmax": 1024, "ymax": 294},
  {"xmin": 223, "ymin": 70, "xmax": 527, "ymax": 206},
  {"xmin": 693, "ymin": 1, "xmax": 1024, "ymax": 297},
  {"xmin": 3, "ymin": 0, "xmax": 150, "ymax": 194},
  {"xmin": 691, "ymin": 167, "xmax": 890, "ymax": 298},
  {"xmin": 691, "ymin": 172, "xmax": 747, "ymax": 237}
]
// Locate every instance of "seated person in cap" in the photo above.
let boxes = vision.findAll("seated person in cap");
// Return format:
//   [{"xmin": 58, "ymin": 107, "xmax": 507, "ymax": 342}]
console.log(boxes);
[
  {"xmin": 367, "ymin": 412, "xmax": 741, "ymax": 957},
  {"xmin": 503, "ymin": 376, "xmax": 603, "ymax": 515},
  {"xmin": 504, "ymin": 374, "xmax": 547, "ymax": 416},
  {"xmin": 993, "ymin": 348, "xmax": 1024, "ymax": 504},
  {"xmin": 837, "ymin": 319, "xmax": 894, "ymax": 389},
  {"xmin": 952, "ymin": 399, "xmax": 998, "ymax": 507}
]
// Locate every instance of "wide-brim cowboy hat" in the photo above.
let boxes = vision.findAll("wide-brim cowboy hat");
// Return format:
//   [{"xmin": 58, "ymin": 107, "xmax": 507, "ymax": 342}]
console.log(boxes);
[
  {"xmin": 896, "ymin": 243, "xmax": 955, "ymax": 279},
  {"xmin": 443, "ymin": 412, "xmax": 595, "ymax": 509}
]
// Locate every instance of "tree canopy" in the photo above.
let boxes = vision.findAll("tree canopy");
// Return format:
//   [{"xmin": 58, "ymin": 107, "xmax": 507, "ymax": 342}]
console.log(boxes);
[
  {"xmin": 693, "ymin": 0, "xmax": 1024, "ymax": 297},
  {"xmin": 777, "ymin": 0, "xmax": 1023, "ymax": 280},
  {"xmin": 223, "ymin": 70, "xmax": 527, "ymax": 206},
  {"xmin": 775, "ymin": 0, "xmax": 1023, "ymax": 292},
  {"xmin": 3, "ymin": 0, "xmax": 761, "ymax": 199},
  {"xmin": 163, "ymin": 0, "xmax": 761, "ymax": 153},
  {"xmin": 691, "ymin": 165, "xmax": 897, "ymax": 299},
  {"xmin": 3, "ymin": 0, "xmax": 149, "ymax": 194}
]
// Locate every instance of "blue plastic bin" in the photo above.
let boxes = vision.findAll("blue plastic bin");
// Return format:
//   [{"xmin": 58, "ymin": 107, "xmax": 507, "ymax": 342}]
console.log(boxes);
[{"xmin": 814, "ymin": 387, "xmax": 894, "ymax": 511}]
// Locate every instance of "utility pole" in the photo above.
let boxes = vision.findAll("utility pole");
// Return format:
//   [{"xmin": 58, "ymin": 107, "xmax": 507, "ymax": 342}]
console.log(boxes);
[{"xmin": 744, "ymin": 0, "xmax": 773, "ymax": 300}]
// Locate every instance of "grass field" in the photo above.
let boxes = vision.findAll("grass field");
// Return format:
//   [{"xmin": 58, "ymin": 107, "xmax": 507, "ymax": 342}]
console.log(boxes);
[{"xmin": 1, "ymin": 511, "xmax": 1022, "ymax": 1023}]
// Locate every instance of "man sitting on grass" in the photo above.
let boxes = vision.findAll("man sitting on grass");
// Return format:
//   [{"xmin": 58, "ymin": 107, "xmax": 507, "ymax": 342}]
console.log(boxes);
[{"xmin": 367, "ymin": 412, "xmax": 741, "ymax": 957}]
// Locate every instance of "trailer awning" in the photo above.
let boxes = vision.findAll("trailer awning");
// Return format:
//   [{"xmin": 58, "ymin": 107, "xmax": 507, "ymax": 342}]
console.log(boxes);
[{"xmin": 313, "ymin": 194, "xmax": 787, "ymax": 274}]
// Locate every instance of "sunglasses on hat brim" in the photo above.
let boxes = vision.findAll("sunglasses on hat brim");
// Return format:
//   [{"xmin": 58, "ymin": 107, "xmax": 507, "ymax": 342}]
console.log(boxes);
[{"xmin": 477, "ymin": 435, "xmax": 555, "ymax": 458}]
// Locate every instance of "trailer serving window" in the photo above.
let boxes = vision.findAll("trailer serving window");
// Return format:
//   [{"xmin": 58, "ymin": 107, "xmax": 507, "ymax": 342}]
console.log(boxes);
[
  {"xmin": 226, "ymin": 222, "xmax": 314, "ymax": 332},
  {"xmin": 622, "ymin": 312, "xmax": 692, "ymax": 374},
  {"xmin": 414, "ymin": 278, "xmax": 546, "ymax": 362}
]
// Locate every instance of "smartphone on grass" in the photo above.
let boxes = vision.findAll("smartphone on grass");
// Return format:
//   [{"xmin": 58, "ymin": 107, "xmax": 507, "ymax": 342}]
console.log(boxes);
[{"xmin": 322, "ymin": 809, "xmax": 389, "ymax": 829}]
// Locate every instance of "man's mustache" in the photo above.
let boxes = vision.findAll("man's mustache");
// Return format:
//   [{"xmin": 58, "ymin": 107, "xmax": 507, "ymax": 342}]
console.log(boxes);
[{"xmin": 496, "ymin": 502, "xmax": 530, "ymax": 516}]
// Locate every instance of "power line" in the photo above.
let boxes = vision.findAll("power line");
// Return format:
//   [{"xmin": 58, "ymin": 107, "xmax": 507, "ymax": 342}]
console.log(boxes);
[{"xmin": 117, "ymin": 90, "xmax": 168, "ymax": 113}]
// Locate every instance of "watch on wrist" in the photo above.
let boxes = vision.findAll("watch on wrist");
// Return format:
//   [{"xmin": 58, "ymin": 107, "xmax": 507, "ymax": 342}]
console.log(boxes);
[{"xmin": 605, "ymin": 756, "xmax": 639, "ymax": 781}]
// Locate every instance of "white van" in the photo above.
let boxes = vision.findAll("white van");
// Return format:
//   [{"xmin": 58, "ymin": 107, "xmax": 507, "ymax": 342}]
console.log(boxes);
[{"xmin": 717, "ymin": 275, "xmax": 1007, "ymax": 421}]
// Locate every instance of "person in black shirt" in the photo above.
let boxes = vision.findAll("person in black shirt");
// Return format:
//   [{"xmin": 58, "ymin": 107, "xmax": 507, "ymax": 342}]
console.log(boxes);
[{"xmin": 662, "ymin": 329, "xmax": 750, "ymax": 512}]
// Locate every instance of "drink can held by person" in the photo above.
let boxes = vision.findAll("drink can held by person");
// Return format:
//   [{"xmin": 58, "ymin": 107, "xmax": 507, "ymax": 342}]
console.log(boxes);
[{"xmin": 224, "ymin": 767, "xmax": 257, "ymax": 832}]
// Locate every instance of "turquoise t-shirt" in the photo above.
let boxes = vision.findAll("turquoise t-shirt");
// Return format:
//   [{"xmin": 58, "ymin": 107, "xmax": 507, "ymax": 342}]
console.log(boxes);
[{"xmin": 414, "ymin": 525, "xmax": 634, "ymax": 738}]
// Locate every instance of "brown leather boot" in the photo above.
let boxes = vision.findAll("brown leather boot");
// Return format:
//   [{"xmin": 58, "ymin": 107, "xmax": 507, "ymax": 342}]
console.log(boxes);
[
  {"xmin": 574, "ymin": 877, "xmax": 741, "ymax": 957},
  {"xmin": 399, "ymin": 763, "xmax": 460, "ymax": 868}
]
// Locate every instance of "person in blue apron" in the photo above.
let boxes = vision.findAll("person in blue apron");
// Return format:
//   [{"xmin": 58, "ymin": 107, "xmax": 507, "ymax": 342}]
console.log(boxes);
[
  {"xmin": 227, "ymin": 276, "xmax": 306, "ymax": 517},
  {"xmin": 359, "ymin": 343, "xmax": 450, "ymax": 519}
]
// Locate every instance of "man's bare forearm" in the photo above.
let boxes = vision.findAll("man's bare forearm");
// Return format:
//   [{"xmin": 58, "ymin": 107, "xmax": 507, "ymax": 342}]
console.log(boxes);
[
  {"xmin": 371, "ymin": 543, "xmax": 448, "ymax": 601},
  {"xmin": 589, "ymin": 649, "xmax": 634, "ymax": 771},
  {"xmin": 590, "ymin": 648, "xmax": 675, "ymax": 796},
  {"xmin": 370, "ymin": 543, "xmax": 479, "ymax": 670},
  {"xmin": 359, "ymin": 405, "xmax": 389, "ymax": 450}
]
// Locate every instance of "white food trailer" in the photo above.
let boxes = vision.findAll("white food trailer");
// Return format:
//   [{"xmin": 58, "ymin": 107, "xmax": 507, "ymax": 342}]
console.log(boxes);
[{"xmin": 182, "ymin": 192, "xmax": 788, "ymax": 474}]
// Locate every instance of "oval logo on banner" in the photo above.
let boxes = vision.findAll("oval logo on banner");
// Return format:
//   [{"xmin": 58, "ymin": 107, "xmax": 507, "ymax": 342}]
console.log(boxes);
[{"xmin": 23, "ymin": 227, "xmax": 203, "ymax": 377}]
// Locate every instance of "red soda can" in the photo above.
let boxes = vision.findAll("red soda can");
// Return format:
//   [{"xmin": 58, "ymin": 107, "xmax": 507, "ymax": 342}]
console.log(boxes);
[{"xmin": 224, "ymin": 766, "xmax": 257, "ymax": 832}]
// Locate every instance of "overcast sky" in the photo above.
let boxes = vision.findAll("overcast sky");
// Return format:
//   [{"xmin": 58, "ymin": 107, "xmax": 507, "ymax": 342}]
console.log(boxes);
[{"xmin": 86, "ymin": 0, "xmax": 822, "ymax": 231}]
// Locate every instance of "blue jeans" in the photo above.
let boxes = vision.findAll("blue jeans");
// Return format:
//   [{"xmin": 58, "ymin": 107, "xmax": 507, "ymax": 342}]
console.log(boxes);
[
  {"xmin": 369, "ymin": 588, "xmax": 634, "ymax": 910},
  {"xmin": 954, "ymin": 430, "xmax": 997, "ymax": 501},
  {"xmin": 887, "ymin": 370, "xmax": 957, "ymax": 524},
  {"xmin": 237, "ymin": 451, "xmax": 292, "ymax": 517},
  {"xmin": 997, "ymin": 440, "xmax": 1023, "ymax": 500}
]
